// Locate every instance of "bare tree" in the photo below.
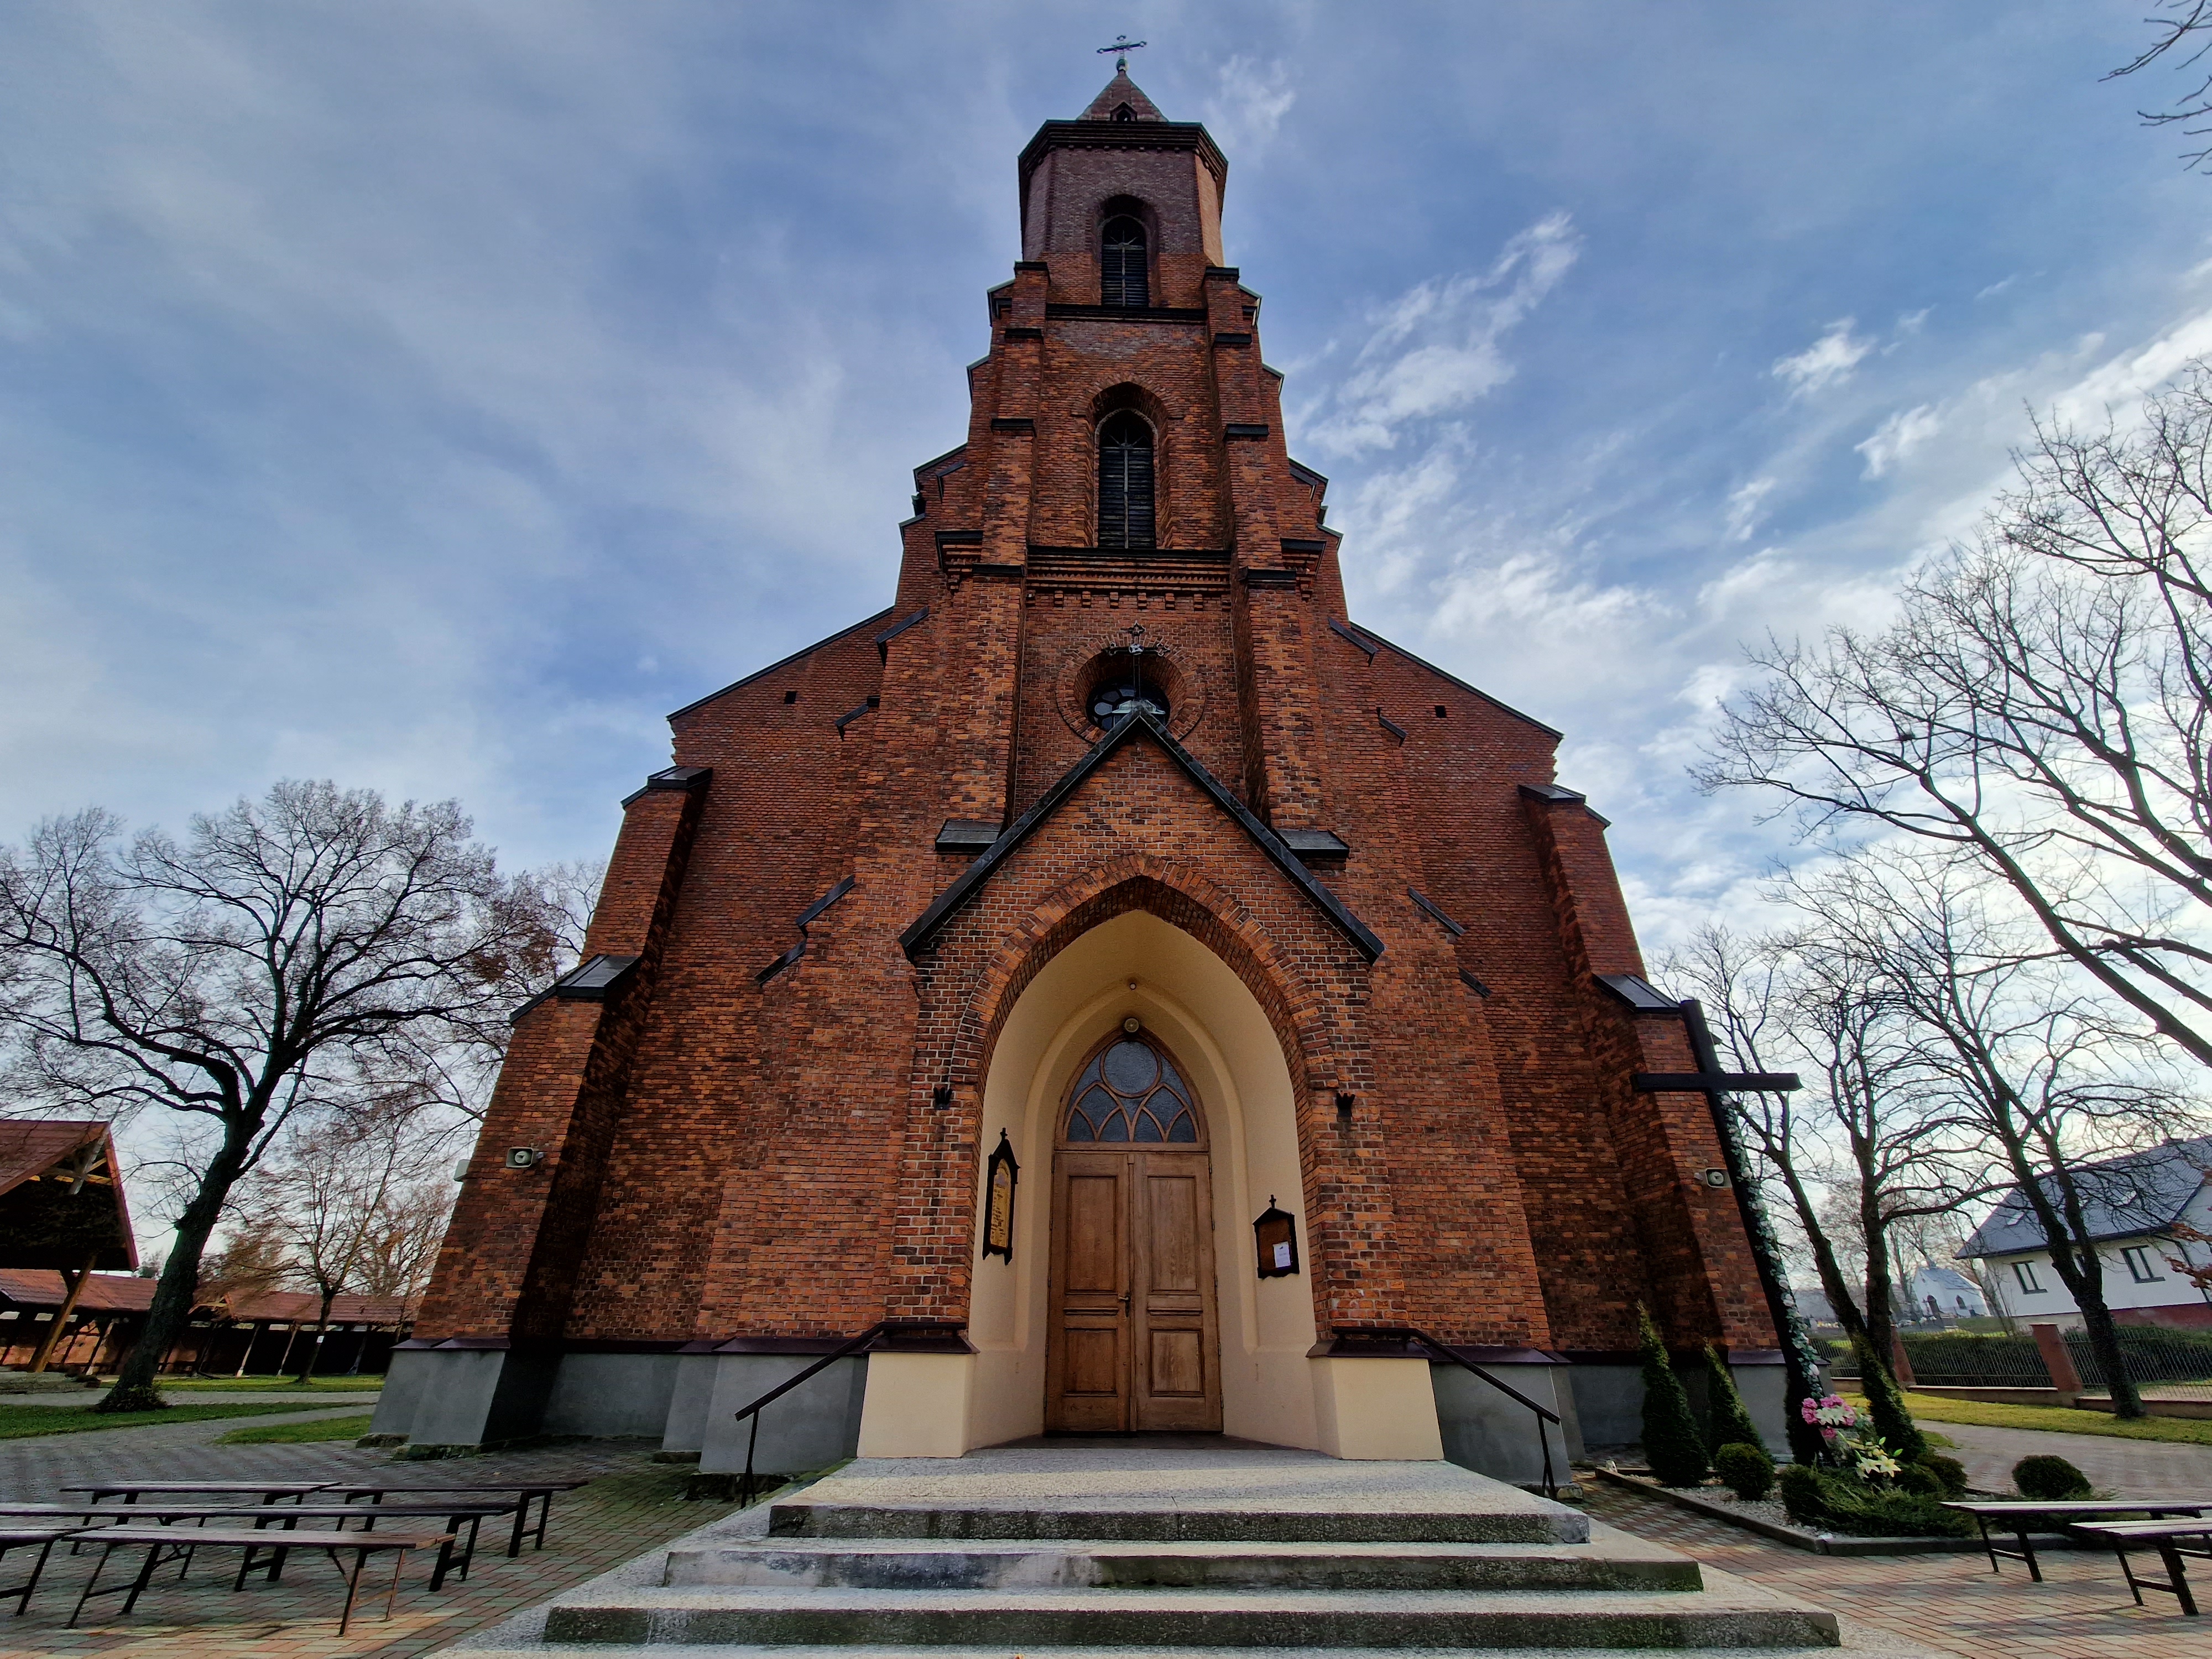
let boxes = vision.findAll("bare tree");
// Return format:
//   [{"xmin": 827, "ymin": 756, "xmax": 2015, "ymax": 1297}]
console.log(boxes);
[
  {"xmin": 0, "ymin": 782, "xmax": 554, "ymax": 1410},
  {"xmin": 427, "ymin": 857, "xmax": 600, "ymax": 1123},
  {"xmin": 243, "ymin": 1094, "xmax": 457, "ymax": 1382},
  {"xmin": 2109, "ymin": 1, "xmax": 2212, "ymax": 171},
  {"xmin": 1699, "ymin": 367, "xmax": 2212, "ymax": 1075},
  {"xmin": 1666, "ymin": 922, "xmax": 1967, "ymax": 1366},
  {"xmin": 1807, "ymin": 846, "xmax": 2199, "ymax": 1419}
]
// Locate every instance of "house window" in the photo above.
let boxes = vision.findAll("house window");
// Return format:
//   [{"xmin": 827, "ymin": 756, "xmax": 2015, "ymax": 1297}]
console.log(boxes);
[
  {"xmin": 1063, "ymin": 1033, "xmax": 1200, "ymax": 1144},
  {"xmin": 2013, "ymin": 1260, "xmax": 2045, "ymax": 1294},
  {"xmin": 2123, "ymin": 1245, "xmax": 2162, "ymax": 1284},
  {"xmin": 1097, "ymin": 411, "xmax": 1156, "ymax": 549},
  {"xmin": 1101, "ymin": 216, "xmax": 1149, "ymax": 307}
]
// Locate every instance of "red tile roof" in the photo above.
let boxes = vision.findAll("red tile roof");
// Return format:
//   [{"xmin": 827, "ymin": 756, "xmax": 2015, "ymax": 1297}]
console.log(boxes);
[{"xmin": 0, "ymin": 1270, "xmax": 415, "ymax": 1325}]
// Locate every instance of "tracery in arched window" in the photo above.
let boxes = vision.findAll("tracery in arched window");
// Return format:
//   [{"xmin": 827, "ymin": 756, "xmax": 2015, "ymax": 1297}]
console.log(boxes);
[
  {"xmin": 1063, "ymin": 1036, "xmax": 1199, "ymax": 1144},
  {"xmin": 1100, "ymin": 216, "xmax": 1149, "ymax": 307},
  {"xmin": 1097, "ymin": 410, "xmax": 1156, "ymax": 549}
]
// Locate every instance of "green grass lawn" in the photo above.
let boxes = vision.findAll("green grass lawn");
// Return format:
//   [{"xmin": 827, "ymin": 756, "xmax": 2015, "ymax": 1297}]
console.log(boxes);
[
  {"xmin": 0, "ymin": 1399, "xmax": 358, "ymax": 1440},
  {"xmin": 216, "ymin": 1411, "xmax": 376, "ymax": 1444},
  {"xmin": 134, "ymin": 1375, "xmax": 384, "ymax": 1392},
  {"xmin": 1853, "ymin": 1389, "xmax": 2212, "ymax": 1447}
]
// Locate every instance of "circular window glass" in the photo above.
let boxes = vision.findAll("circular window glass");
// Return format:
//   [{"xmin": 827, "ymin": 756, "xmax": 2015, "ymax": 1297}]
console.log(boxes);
[
  {"xmin": 1102, "ymin": 1039, "xmax": 1159, "ymax": 1094},
  {"xmin": 1090, "ymin": 681, "xmax": 1170, "ymax": 724}
]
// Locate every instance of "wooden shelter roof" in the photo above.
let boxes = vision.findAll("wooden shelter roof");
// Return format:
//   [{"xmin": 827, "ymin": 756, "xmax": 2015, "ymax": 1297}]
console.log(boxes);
[{"xmin": 0, "ymin": 1121, "xmax": 136, "ymax": 1272}]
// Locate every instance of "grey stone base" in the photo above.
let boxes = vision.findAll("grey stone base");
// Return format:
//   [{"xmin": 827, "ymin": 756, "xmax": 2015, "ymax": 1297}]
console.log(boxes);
[{"xmin": 368, "ymin": 1345, "xmax": 867, "ymax": 1470}]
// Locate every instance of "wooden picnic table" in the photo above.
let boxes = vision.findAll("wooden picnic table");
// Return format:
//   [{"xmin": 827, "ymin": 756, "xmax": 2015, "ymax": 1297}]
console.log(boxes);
[
  {"xmin": 1942, "ymin": 1499, "xmax": 2212, "ymax": 1581},
  {"xmin": 2072, "ymin": 1516, "xmax": 2212, "ymax": 1616},
  {"xmin": 0, "ymin": 1528, "xmax": 69, "ymax": 1616},
  {"xmin": 326, "ymin": 1478, "xmax": 589, "ymax": 1557},
  {"xmin": 66, "ymin": 1524, "xmax": 453, "ymax": 1635}
]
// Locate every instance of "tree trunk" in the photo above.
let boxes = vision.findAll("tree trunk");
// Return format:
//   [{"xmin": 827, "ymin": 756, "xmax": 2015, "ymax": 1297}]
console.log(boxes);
[
  {"xmin": 96, "ymin": 1127, "xmax": 252, "ymax": 1413},
  {"xmin": 27, "ymin": 1250, "xmax": 97, "ymax": 1374},
  {"xmin": 296, "ymin": 1288, "xmax": 337, "ymax": 1385}
]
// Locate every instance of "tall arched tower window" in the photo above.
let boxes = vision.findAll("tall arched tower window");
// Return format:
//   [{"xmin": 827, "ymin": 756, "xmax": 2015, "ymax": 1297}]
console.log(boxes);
[
  {"xmin": 1097, "ymin": 412, "xmax": 1156, "ymax": 549},
  {"xmin": 1100, "ymin": 216, "xmax": 1149, "ymax": 307}
]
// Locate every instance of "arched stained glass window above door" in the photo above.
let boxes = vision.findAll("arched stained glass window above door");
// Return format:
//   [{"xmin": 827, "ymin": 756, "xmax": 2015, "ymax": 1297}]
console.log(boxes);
[{"xmin": 1063, "ymin": 1034, "xmax": 1200, "ymax": 1144}]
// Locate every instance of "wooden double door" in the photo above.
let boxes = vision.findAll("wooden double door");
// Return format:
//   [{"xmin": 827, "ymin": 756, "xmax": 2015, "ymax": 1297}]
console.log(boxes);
[{"xmin": 1044, "ymin": 1032, "xmax": 1222, "ymax": 1433}]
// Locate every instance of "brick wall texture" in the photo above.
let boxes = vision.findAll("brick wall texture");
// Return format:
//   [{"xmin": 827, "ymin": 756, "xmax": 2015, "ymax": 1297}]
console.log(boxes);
[{"xmin": 413, "ymin": 76, "xmax": 1777, "ymax": 1365}]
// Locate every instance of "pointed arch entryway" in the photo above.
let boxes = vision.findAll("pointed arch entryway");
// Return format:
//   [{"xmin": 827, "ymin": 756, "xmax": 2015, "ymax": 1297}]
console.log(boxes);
[{"xmin": 963, "ymin": 905, "xmax": 1322, "ymax": 1451}]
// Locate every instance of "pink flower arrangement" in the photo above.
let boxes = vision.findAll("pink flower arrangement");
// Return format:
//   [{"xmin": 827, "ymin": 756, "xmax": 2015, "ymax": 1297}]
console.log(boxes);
[{"xmin": 1799, "ymin": 1394, "xmax": 1858, "ymax": 1443}]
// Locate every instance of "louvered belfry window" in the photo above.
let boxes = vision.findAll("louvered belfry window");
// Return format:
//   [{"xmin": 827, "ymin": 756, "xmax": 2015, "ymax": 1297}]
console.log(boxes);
[
  {"xmin": 1100, "ymin": 216, "xmax": 1149, "ymax": 307},
  {"xmin": 1097, "ymin": 412, "xmax": 1156, "ymax": 549}
]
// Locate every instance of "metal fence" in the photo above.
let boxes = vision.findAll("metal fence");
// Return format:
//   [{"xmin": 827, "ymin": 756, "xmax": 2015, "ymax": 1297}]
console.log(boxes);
[{"xmin": 1827, "ymin": 1327, "xmax": 2212, "ymax": 1401}]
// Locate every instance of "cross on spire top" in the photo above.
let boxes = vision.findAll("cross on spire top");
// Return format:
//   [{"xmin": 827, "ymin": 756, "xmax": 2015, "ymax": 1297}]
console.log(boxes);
[{"xmin": 1096, "ymin": 34, "xmax": 1146, "ymax": 72}]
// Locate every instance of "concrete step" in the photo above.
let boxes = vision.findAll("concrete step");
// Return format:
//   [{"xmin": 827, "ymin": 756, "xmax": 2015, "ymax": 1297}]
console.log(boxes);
[
  {"xmin": 665, "ymin": 1536, "xmax": 1704, "ymax": 1594},
  {"xmin": 542, "ymin": 1583, "xmax": 1841, "ymax": 1649},
  {"xmin": 768, "ymin": 1449, "xmax": 1590, "ymax": 1545}
]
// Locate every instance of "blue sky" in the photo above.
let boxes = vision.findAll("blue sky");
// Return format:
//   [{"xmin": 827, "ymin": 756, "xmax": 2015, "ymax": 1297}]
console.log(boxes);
[{"xmin": 3, "ymin": 1, "xmax": 2207, "ymax": 951}]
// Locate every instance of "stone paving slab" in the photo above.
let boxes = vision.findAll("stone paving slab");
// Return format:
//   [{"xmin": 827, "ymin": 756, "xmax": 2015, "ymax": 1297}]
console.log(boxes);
[
  {"xmin": 1928, "ymin": 1419, "xmax": 2212, "ymax": 1498},
  {"xmin": 1586, "ymin": 1475, "xmax": 2203, "ymax": 1659},
  {"xmin": 0, "ymin": 1447, "xmax": 743, "ymax": 1659}
]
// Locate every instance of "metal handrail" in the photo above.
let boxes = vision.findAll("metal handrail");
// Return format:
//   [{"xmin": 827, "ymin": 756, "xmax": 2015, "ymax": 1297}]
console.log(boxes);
[
  {"xmin": 726, "ymin": 1321, "xmax": 958, "ymax": 1506},
  {"xmin": 1399, "ymin": 1327, "xmax": 1564, "ymax": 1499}
]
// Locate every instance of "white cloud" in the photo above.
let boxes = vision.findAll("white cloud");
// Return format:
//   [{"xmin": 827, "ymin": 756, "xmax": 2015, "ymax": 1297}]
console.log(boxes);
[
  {"xmin": 1202, "ymin": 56, "xmax": 1295, "ymax": 155},
  {"xmin": 1975, "ymin": 275, "xmax": 2018, "ymax": 302},
  {"xmin": 1772, "ymin": 319, "xmax": 1872, "ymax": 395},
  {"xmin": 1724, "ymin": 477, "xmax": 1775, "ymax": 542},
  {"xmin": 1305, "ymin": 213, "xmax": 1580, "ymax": 453},
  {"xmin": 1896, "ymin": 307, "xmax": 1931, "ymax": 334},
  {"xmin": 1855, "ymin": 403, "xmax": 1943, "ymax": 477}
]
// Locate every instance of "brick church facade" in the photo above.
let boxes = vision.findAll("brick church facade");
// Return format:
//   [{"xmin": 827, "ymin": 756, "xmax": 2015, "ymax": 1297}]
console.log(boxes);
[{"xmin": 373, "ymin": 72, "xmax": 1783, "ymax": 1479}]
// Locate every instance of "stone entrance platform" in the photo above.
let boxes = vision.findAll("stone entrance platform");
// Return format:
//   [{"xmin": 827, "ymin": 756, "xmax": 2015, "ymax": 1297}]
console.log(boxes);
[{"xmin": 453, "ymin": 1446, "xmax": 1940, "ymax": 1656}]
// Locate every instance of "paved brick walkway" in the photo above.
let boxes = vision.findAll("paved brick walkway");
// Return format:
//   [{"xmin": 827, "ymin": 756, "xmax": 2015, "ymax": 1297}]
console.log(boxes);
[
  {"xmin": 1922, "ymin": 1419, "xmax": 2212, "ymax": 1498},
  {"xmin": 0, "ymin": 1413, "xmax": 742, "ymax": 1658},
  {"xmin": 1586, "ymin": 1478, "xmax": 2205, "ymax": 1658}
]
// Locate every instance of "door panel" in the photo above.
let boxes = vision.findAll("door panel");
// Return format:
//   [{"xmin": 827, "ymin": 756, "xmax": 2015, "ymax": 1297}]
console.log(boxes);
[
  {"xmin": 1148, "ymin": 1327, "xmax": 1206, "ymax": 1396},
  {"xmin": 1143, "ymin": 1173, "xmax": 1201, "ymax": 1291},
  {"xmin": 1064, "ymin": 1176, "xmax": 1123, "ymax": 1292},
  {"xmin": 1132, "ymin": 1154, "xmax": 1219, "ymax": 1431},
  {"xmin": 1046, "ymin": 1154, "xmax": 1130, "ymax": 1431}
]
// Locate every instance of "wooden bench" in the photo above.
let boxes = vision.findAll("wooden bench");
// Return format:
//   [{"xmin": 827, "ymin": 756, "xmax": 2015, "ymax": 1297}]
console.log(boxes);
[
  {"xmin": 66, "ymin": 1525, "xmax": 454, "ymax": 1635},
  {"xmin": 42, "ymin": 1500, "xmax": 515, "ymax": 1592},
  {"xmin": 64, "ymin": 1481, "xmax": 333, "ymax": 1506},
  {"xmin": 0, "ymin": 1529, "xmax": 68, "ymax": 1616},
  {"xmin": 1942, "ymin": 1500, "xmax": 2211, "ymax": 1581},
  {"xmin": 2072, "ymin": 1517, "xmax": 2212, "ymax": 1616},
  {"xmin": 328, "ymin": 1479, "xmax": 588, "ymax": 1557}
]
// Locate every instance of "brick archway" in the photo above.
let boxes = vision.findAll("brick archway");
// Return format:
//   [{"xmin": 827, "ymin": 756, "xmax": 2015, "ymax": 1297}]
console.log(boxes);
[{"xmin": 946, "ymin": 857, "xmax": 1363, "ymax": 1116}]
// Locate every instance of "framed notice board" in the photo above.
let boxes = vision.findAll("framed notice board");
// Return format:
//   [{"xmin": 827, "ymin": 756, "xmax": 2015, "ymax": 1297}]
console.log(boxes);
[{"xmin": 1253, "ymin": 1197, "xmax": 1300, "ymax": 1279}]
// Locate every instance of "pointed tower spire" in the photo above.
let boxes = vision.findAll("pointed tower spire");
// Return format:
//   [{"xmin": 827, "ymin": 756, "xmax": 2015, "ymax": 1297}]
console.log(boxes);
[{"xmin": 1084, "ymin": 35, "xmax": 1165, "ymax": 122}]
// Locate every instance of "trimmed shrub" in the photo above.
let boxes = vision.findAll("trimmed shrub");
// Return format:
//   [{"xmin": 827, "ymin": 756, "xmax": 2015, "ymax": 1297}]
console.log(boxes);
[
  {"xmin": 1714, "ymin": 1441, "xmax": 1775, "ymax": 1501},
  {"xmin": 2013, "ymin": 1454, "xmax": 2091, "ymax": 1500},
  {"xmin": 1918, "ymin": 1453, "xmax": 1967, "ymax": 1499},
  {"xmin": 1701, "ymin": 1345, "xmax": 1767, "ymax": 1454},
  {"xmin": 1637, "ymin": 1306, "xmax": 1710, "ymax": 1488},
  {"xmin": 1818, "ymin": 1484, "xmax": 1976, "ymax": 1539},
  {"xmin": 1894, "ymin": 1462, "xmax": 1942, "ymax": 1498},
  {"xmin": 1851, "ymin": 1334, "xmax": 1929, "ymax": 1462},
  {"xmin": 1777, "ymin": 1462, "xmax": 1827, "ymax": 1525}
]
